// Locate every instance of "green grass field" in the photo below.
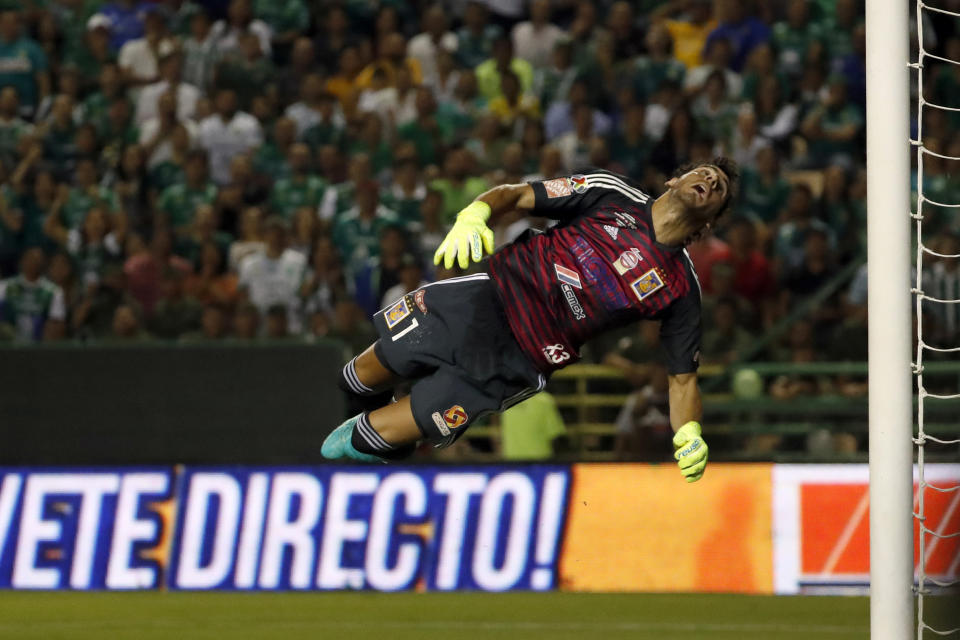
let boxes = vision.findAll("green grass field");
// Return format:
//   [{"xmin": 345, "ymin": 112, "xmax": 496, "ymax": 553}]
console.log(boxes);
[{"xmin": 0, "ymin": 592, "xmax": 877, "ymax": 640}]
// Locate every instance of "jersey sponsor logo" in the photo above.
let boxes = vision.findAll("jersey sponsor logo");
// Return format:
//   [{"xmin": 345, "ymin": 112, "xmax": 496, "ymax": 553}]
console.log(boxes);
[
  {"xmin": 414, "ymin": 290, "xmax": 428, "ymax": 313},
  {"xmin": 613, "ymin": 248, "xmax": 643, "ymax": 275},
  {"xmin": 443, "ymin": 405, "xmax": 469, "ymax": 430},
  {"xmin": 542, "ymin": 177, "xmax": 573, "ymax": 198},
  {"xmin": 384, "ymin": 297, "xmax": 411, "ymax": 329},
  {"xmin": 431, "ymin": 411, "xmax": 451, "ymax": 436},
  {"xmin": 603, "ymin": 224, "xmax": 619, "ymax": 240},
  {"xmin": 542, "ymin": 343, "xmax": 571, "ymax": 364},
  {"xmin": 569, "ymin": 236, "xmax": 630, "ymax": 310},
  {"xmin": 560, "ymin": 283, "xmax": 587, "ymax": 320},
  {"xmin": 630, "ymin": 268, "xmax": 665, "ymax": 301},
  {"xmin": 554, "ymin": 263, "xmax": 582, "ymax": 289},
  {"xmin": 613, "ymin": 211, "xmax": 637, "ymax": 229},
  {"xmin": 569, "ymin": 175, "xmax": 588, "ymax": 193}
]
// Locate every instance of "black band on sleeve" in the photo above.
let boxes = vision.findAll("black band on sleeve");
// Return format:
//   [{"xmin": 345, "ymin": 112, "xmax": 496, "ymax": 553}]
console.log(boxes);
[{"xmin": 659, "ymin": 288, "xmax": 703, "ymax": 375}]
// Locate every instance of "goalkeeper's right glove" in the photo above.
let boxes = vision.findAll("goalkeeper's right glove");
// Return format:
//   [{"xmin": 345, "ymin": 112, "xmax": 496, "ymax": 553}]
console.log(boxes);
[
  {"xmin": 433, "ymin": 201, "xmax": 495, "ymax": 270},
  {"xmin": 673, "ymin": 421, "xmax": 708, "ymax": 483}
]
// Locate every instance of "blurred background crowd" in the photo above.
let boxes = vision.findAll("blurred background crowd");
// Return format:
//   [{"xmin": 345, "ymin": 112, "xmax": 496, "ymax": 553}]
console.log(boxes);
[{"xmin": 0, "ymin": 0, "xmax": 957, "ymax": 458}]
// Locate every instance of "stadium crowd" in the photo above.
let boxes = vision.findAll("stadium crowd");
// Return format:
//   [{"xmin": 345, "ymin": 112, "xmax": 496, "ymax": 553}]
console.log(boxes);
[{"xmin": 0, "ymin": 0, "xmax": 955, "ymax": 400}]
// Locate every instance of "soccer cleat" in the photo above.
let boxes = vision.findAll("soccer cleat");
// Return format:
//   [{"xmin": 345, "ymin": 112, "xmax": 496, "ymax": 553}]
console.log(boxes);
[{"xmin": 321, "ymin": 415, "xmax": 384, "ymax": 463}]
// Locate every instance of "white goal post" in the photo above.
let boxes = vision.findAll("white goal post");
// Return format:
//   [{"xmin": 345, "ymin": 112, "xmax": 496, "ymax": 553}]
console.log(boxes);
[{"xmin": 866, "ymin": 0, "xmax": 914, "ymax": 638}]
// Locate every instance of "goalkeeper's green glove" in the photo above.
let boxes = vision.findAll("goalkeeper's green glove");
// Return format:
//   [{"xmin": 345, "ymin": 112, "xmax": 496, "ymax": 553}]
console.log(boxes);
[
  {"xmin": 433, "ymin": 201, "xmax": 495, "ymax": 270},
  {"xmin": 673, "ymin": 421, "xmax": 708, "ymax": 483}
]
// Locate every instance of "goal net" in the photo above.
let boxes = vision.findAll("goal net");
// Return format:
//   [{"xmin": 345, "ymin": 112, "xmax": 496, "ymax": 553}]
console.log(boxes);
[{"xmin": 911, "ymin": 2, "xmax": 960, "ymax": 638}]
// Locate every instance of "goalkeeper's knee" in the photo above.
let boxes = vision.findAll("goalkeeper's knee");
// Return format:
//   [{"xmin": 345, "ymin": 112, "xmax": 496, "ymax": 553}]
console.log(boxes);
[
  {"xmin": 339, "ymin": 356, "xmax": 375, "ymax": 395},
  {"xmin": 350, "ymin": 412, "xmax": 416, "ymax": 460},
  {"xmin": 339, "ymin": 357, "xmax": 393, "ymax": 412}
]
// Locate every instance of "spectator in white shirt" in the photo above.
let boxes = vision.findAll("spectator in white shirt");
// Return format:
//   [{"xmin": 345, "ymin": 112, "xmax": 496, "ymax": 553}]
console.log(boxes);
[
  {"xmin": 407, "ymin": 5, "xmax": 458, "ymax": 87},
  {"xmin": 135, "ymin": 49, "xmax": 200, "ymax": 125},
  {"xmin": 139, "ymin": 90, "xmax": 198, "ymax": 167},
  {"xmin": 512, "ymin": 0, "xmax": 565, "ymax": 69},
  {"xmin": 238, "ymin": 217, "xmax": 307, "ymax": 334},
  {"xmin": 683, "ymin": 37, "xmax": 743, "ymax": 100},
  {"xmin": 210, "ymin": 0, "xmax": 272, "ymax": 59},
  {"xmin": 198, "ymin": 88, "xmax": 263, "ymax": 185},
  {"xmin": 118, "ymin": 8, "xmax": 175, "ymax": 88},
  {"xmin": 284, "ymin": 73, "xmax": 345, "ymax": 137}
]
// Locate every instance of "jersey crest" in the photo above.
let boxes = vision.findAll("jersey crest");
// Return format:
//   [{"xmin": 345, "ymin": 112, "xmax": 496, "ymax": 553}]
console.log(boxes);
[{"xmin": 630, "ymin": 268, "xmax": 665, "ymax": 301}]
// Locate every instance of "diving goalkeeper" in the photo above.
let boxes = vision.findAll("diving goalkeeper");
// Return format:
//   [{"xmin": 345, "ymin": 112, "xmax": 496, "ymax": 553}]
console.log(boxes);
[{"xmin": 323, "ymin": 160, "xmax": 739, "ymax": 482}]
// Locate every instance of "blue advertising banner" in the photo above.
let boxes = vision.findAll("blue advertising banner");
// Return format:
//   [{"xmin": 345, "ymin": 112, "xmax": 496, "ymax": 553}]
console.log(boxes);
[
  {"xmin": 0, "ymin": 466, "xmax": 571, "ymax": 592},
  {"xmin": 0, "ymin": 468, "xmax": 174, "ymax": 590}
]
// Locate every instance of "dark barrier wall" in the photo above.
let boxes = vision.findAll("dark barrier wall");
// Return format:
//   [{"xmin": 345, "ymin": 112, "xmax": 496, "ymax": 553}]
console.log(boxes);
[{"xmin": 0, "ymin": 342, "xmax": 347, "ymax": 464}]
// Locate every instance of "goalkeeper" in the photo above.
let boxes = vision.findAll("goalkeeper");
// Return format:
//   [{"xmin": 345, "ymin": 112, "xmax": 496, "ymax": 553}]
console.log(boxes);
[{"xmin": 323, "ymin": 161, "xmax": 738, "ymax": 482}]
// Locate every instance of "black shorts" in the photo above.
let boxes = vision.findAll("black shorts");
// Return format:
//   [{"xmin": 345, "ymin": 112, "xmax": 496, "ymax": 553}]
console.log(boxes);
[{"xmin": 372, "ymin": 273, "xmax": 545, "ymax": 447}]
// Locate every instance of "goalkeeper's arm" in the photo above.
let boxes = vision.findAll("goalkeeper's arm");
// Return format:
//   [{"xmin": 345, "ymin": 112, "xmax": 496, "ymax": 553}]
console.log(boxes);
[
  {"xmin": 668, "ymin": 372, "xmax": 709, "ymax": 483},
  {"xmin": 434, "ymin": 183, "xmax": 536, "ymax": 269}
]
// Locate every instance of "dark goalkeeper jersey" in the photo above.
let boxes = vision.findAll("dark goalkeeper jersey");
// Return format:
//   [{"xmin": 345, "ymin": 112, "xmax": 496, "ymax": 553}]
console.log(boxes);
[{"xmin": 486, "ymin": 170, "xmax": 703, "ymax": 375}]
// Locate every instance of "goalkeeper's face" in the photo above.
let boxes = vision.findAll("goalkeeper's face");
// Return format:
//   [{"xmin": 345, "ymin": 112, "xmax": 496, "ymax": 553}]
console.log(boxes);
[{"xmin": 667, "ymin": 165, "xmax": 731, "ymax": 227}]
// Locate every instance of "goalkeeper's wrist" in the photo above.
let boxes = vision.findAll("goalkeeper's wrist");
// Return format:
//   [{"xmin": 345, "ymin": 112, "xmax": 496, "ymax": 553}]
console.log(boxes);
[
  {"xmin": 459, "ymin": 200, "xmax": 492, "ymax": 222},
  {"xmin": 673, "ymin": 421, "xmax": 702, "ymax": 444}
]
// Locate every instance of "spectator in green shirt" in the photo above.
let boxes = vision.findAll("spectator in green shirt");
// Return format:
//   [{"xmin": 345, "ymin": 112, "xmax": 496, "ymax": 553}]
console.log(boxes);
[
  {"xmin": 800, "ymin": 75, "xmax": 863, "ymax": 169},
  {"xmin": 429, "ymin": 146, "xmax": 489, "ymax": 224},
  {"xmin": 381, "ymin": 156, "xmax": 426, "ymax": 227},
  {"xmin": 54, "ymin": 0, "xmax": 100, "ymax": 66},
  {"xmin": 626, "ymin": 23, "xmax": 686, "ymax": 102},
  {"xmin": 213, "ymin": 32, "xmax": 275, "ymax": 111},
  {"xmin": 182, "ymin": 8, "xmax": 220, "ymax": 92},
  {"xmin": 254, "ymin": 115, "xmax": 295, "ymax": 180},
  {"xmin": 0, "ymin": 9, "xmax": 50, "ymax": 118},
  {"xmin": 332, "ymin": 180, "xmax": 400, "ymax": 274},
  {"xmin": 499, "ymin": 392, "xmax": 566, "ymax": 461},
  {"xmin": 772, "ymin": 0, "xmax": 825, "ymax": 79},
  {"xmin": 319, "ymin": 152, "xmax": 372, "ymax": 222},
  {"xmin": 157, "ymin": 149, "xmax": 218, "ymax": 230},
  {"xmin": 56, "ymin": 158, "xmax": 120, "ymax": 230},
  {"xmin": 396, "ymin": 87, "xmax": 445, "ymax": 167},
  {"xmin": 821, "ymin": 0, "xmax": 860, "ymax": 60},
  {"xmin": 74, "ymin": 14, "xmax": 116, "ymax": 93},
  {"xmin": 99, "ymin": 97, "xmax": 139, "ymax": 173},
  {"xmin": 253, "ymin": 0, "xmax": 308, "ymax": 51},
  {"xmin": 346, "ymin": 113, "xmax": 393, "ymax": 176},
  {"xmin": 609, "ymin": 103, "xmax": 652, "ymax": 180},
  {"xmin": 270, "ymin": 142, "xmax": 327, "ymax": 220},
  {"xmin": 147, "ymin": 122, "xmax": 191, "ymax": 196},
  {"xmin": 739, "ymin": 145, "xmax": 791, "ymax": 224},
  {"xmin": 175, "ymin": 203, "xmax": 233, "ymax": 263},
  {"xmin": 80, "ymin": 63, "xmax": 127, "ymax": 136},
  {"xmin": 0, "ymin": 247, "xmax": 66, "ymax": 342},
  {"xmin": 0, "ymin": 87, "xmax": 32, "ymax": 168},
  {"xmin": 40, "ymin": 94, "xmax": 79, "ymax": 179},
  {"xmin": 456, "ymin": 1, "xmax": 503, "ymax": 68}
]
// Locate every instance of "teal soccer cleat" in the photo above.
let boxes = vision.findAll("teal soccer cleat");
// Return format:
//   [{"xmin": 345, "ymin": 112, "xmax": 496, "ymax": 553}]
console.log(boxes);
[{"xmin": 321, "ymin": 415, "xmax": 384, "ymax": 463}]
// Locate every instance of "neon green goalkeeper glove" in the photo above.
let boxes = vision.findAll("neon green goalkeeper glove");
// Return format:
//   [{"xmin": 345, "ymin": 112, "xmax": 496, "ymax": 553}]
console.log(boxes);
[
  {"xmin": 673, "ymin": 421, "xmax": 708, "ymax": 483},
  {"xmin": 433, "ymin": 201, "xmax": 495, "ymax": 270}
]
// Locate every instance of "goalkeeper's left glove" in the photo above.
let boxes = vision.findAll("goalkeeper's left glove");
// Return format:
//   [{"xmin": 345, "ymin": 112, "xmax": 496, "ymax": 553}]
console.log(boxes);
[
  {"xmin": 673, "ymin": 421, "xmax": 708, "ymax": 483},
  {"xmin": 433, "ymin": 201, "xmax": 495, "ymax": 270}
]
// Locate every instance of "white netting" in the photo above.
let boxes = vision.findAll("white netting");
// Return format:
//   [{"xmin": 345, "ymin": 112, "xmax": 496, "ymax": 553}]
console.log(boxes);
[{"xmin": 911, "ymin": 3, "xmax": 960, "ymax": 637}]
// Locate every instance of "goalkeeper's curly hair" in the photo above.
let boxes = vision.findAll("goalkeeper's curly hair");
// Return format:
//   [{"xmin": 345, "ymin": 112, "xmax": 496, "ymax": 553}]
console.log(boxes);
[{"xmin": 671, "ymin": 156, "xmax": 740, "ymax": 222}]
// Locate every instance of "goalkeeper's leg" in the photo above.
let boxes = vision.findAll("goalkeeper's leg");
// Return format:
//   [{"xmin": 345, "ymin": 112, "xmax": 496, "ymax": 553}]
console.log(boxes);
[
  {"xmin": 326, "ymin": 344, "xmax": 419, "ymax": 461},
  {"xmin": 337, "ymin": 344, "xmax": 400, "ymax": 412}
]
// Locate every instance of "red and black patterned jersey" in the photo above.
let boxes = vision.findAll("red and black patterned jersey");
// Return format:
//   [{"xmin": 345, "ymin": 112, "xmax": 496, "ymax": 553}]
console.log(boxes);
[{"xmin": 486, "ymin": 170, "xmax": 702, "ymax": 375}]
